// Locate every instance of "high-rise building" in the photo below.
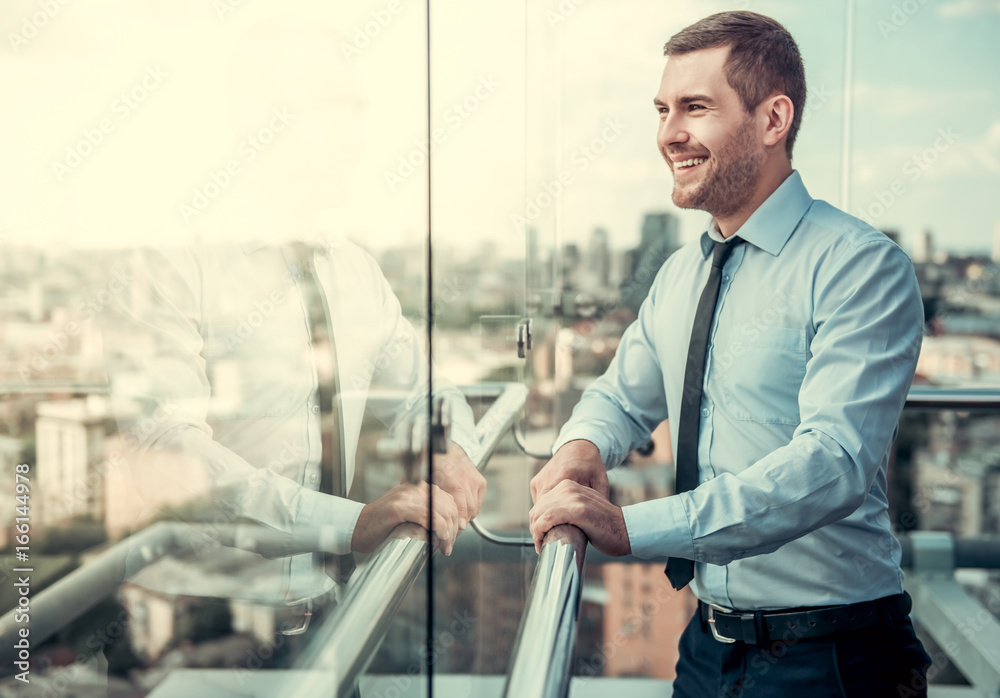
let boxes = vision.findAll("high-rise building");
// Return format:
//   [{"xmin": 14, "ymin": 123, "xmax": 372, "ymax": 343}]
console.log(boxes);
[
  {"xmin": 585, "ymin": 226, "xmax": 611, "ymax": 289},
  {"xmin": 35, "ymin": 396, "xmax": 111, "ymax": 527},
  {"xmin": 914, "ymin": 229, "xmax": 934, "ymax": 264},
  {"xmin": 623, "ymin": 213, "xmax": 680, "ymax": 314}
]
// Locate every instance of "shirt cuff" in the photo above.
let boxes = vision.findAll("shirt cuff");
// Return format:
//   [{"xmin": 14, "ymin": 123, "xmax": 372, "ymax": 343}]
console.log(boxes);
[
  {"xmin": 621, "ymin": 495, "xmax": 694, "ymax": 560},
  {"xmin": 448, "ymin": 427, "xmax": 481, "ymax": 465},
  {"xmin": 552, "ymin": 428, "xmax": 612, "ymax": 465},
  {"xmin": 295, "ymin": 488, "xmax": 365, "ymax": 555}
]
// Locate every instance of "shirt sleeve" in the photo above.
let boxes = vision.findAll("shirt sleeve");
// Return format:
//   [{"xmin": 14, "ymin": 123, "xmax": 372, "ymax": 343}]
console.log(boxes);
[
  {"xmin": 102, "ymin": 246, "xmax": 363, "ymax": 555},
  {"xmin": 553, "ymin": 268, "xmax": 671, "ymax": 468},
  {"xmin": 623, "ymin": 238, "xmax": 924, "ymax": 564}
]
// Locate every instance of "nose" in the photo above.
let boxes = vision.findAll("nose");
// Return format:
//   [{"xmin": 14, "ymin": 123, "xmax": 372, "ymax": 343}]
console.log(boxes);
[{"xmin": 657, "ymin": 111, "xmax": 689, "ymax": 157}]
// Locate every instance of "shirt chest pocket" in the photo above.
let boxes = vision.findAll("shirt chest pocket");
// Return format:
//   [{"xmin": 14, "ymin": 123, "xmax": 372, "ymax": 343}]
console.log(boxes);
[{"xmin": 717, "ymin": 326, "xmax": 807, "ymax": 425}]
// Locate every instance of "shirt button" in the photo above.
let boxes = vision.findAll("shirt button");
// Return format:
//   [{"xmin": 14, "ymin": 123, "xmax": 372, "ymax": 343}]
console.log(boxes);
[
  {"xmin": 311, "ymin": 404, "xmax": 320, "ymax": 414},
  {"xmin": 722, "ymin": 274, "xmax": 730, "ymax": 283},
  {"xmin": 309, "ymin": 473, "xmax": 317, "ymax": 482},
  {"xmin": 702, "ymin": 407, "xmax": 710, "ymax": 417}
]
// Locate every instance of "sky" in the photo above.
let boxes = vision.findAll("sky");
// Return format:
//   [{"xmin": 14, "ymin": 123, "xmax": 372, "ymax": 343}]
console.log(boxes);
[{"xmin": 1, "ymin": 0, "xmax": 998, "ymax": 259}]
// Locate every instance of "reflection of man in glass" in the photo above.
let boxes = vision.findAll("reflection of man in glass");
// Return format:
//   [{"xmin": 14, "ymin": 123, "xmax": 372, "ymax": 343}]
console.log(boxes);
[
  {"xmin": 103, "ymin": 17, "xmax": 483, "ymax": 611},
  {"xmin": 529, "ymin": 11, "xmax": 931, "ymax": 696}
]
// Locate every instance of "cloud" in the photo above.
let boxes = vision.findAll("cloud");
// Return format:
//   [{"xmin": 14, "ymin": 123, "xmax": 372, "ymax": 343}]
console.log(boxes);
[{"xmin": 937, "ymin": 0, "xmax": 1000, "ymax": 17}]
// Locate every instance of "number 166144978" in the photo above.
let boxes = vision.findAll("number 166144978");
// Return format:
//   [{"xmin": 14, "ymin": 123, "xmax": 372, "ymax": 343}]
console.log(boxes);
[{"xmin": 14, "ymin": 463, "xmax": 30, "ymax": 557}]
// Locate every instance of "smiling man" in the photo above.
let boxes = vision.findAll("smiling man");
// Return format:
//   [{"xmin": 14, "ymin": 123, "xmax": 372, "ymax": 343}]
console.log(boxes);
[{"xmin": 529, "ymin": 11, "xmax": 932, "ymax": 696}]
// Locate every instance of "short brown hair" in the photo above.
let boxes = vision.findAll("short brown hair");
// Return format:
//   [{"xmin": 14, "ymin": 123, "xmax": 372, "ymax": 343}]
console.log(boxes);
[{"xmin": 664, "ymin": 11, "xmax": 805, "ymax": 158}]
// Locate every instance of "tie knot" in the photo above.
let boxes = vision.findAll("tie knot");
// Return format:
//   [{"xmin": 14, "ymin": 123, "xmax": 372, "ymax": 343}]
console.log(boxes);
[{"xmin": 711, "ymin": 237, "xmax": 741, "ymax": 268}]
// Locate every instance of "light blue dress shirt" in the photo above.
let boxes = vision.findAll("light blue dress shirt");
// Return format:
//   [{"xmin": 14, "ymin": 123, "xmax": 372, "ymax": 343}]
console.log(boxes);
[{"xmin": 554, "ymin": 171, "xmax": 924, "ymax": 610}]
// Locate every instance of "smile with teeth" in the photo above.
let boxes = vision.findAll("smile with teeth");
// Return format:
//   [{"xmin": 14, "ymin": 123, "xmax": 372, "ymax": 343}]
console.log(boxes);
[{"xmin": 676, "ymin": 157, "xmax": 707, "ymax": 169}]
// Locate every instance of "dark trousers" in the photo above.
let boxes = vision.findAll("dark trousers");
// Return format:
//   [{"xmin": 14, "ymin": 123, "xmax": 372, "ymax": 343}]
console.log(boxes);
[{"xmin": 671, "ymin": 609, "xmax": 932, "ymax": 697}]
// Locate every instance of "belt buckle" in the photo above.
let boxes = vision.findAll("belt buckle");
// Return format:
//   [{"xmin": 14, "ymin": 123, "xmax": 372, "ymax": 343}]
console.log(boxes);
[
  {"xmin": 706, "ymin": 603, "xmax": 737, "ymax": 644},
  {"xmin": 279, "ymin": 596, "xmax": 314, "ymax": 636}
]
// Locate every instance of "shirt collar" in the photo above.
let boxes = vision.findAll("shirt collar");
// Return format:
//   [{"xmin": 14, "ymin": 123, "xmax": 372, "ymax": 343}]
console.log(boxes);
[
  {"xmin": 240, "ymin": 233, "xmax": 345, "ymax": 257},
  {"xmin": 699, "ymin": 169, "xmax": 813, "ymax": 258}
]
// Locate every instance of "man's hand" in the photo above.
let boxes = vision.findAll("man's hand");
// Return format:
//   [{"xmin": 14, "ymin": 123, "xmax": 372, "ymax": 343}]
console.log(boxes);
[
  {"xmin": 529, "ymin": 479, "xmax": 631, "ymax": 557},
  {"xmin": 530, "ymin": 439, "xmax": 609, "ymax": 502},
  {"xmin": 351, "ymin": 481, "xmax": 460, "ymax": 555},
  {"xmin": 432, "ymin": 442, "xmax": 486, "ymax": 532}
]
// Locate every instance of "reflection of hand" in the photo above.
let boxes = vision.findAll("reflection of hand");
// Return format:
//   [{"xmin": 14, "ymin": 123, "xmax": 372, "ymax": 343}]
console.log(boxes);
[
  {"xmin": 351, "ymin": 482, "xmax": 459, "ymax": 555},
  {"xmin": 432, "ymin": 443, "xmax": 486, "ymax": 532},
  {"xmin": 530, "ymin": 439, "xmax": 609, "ymax": 502},
  {"xmin": 529, "ymin": 480, "xmax": 630, "ymax": 557}
]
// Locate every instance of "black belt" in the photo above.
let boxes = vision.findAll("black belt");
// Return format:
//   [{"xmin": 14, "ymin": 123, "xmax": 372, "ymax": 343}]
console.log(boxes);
[{"xmin": 697, "ymin": 592, "xmax": 912, "ymax": 645}]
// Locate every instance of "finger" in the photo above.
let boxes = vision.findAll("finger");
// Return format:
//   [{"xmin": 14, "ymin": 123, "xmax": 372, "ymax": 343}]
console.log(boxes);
[
  {"xmin": 529, "ymin": 511, "xmax": 550, "ymax": 554},
  {"xmin": 474, "ymin": 476, "xmax": 486, "ymax": 515},
  {"xmin": 450, "ymin": 491, "xmax": 470, "ymax": 532},
  {"xmin": 430, "ymin": 485, "xmax": 459, "ymax": 529},
  {"xmin": 431, "ymin": 504, "xmax": 459, "ymax": 555}
]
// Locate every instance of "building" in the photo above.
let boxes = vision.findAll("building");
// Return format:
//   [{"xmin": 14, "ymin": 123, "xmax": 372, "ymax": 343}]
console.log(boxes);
[
  {"xmin": 35, "ymin": 396, "xmax": 112, "ymax": 527},
  {"xmin": 622, "ymin": 213, "xmax": 680, "ymax": 314}
]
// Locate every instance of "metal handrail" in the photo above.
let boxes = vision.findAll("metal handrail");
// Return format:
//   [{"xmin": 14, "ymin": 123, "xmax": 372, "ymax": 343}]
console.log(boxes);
[
  {"xmin": 0, "ymin": 522, "xmax": 179, "ymax": 663},
  {"xmin": 0, "ymin": 519, "xmax": 369, "ymax": 663},
  {"xmin": 899, "ymin": 534, "xmax": 1000, "ymax": 569},
  {"xmin": 502, "ymin": 524, "xmax": 588, "ymax": 698},
  {"xmin": 463, "ymin": 385, "xmax": 1000, "ymax": 550},
  {"xmin": 904, "ymin": 385, "xmax": 1000, "ymax": 409},
  {"xmin": 285, "ymin": 382, "xmax": 529, "ymax": 698},
  {"xmin": 0, "ymin": 382, "xmax": 529, "ymax": 672}
]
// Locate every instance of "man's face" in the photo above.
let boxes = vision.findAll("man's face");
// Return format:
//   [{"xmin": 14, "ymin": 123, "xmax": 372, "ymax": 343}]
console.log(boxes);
[{"xmin": 654, "ymin": 46, "xmax": 764, "ymax": 220}]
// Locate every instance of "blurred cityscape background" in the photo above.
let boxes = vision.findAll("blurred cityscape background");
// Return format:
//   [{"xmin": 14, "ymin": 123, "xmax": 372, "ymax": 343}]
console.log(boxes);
[{"xmin": 2, "ymin": 0, "xmax": 999, "ymax": 695}]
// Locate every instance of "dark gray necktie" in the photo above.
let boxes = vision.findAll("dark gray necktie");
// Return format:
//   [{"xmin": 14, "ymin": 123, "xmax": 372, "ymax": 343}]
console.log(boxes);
[
  {"xmin": 290, "ymin": 242, "xmax": 356, "ymax": 585},
  {"xmin": 665, "ymin": 236, "xmax": 740, "ymax": 591}
]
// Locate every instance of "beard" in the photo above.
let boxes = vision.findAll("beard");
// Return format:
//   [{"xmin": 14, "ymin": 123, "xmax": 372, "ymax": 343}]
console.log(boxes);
[{"xmin": 670, "ymin": 116, "xmax": 763, "ymax": 219}]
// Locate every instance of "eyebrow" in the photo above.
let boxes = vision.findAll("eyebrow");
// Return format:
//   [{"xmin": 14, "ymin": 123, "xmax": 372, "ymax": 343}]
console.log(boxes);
[{"xmin": 653, "ymin": 94, "xmax": 716, "ymax": 107}]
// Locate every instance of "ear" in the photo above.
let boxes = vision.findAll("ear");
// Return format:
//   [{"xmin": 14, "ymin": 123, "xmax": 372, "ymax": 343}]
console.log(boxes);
[{"xmin": 759, "ymin": 93, "xmax": 794, "ymax": 151}]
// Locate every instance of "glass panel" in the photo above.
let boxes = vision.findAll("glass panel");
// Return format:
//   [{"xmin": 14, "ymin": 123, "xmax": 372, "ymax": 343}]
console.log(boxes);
[
  {"xmin": 851, "ymin": 1, "xmax": 1000, "ymax": 380},
  {"xmin": 0, "ymin": 2, "xmax": 439, "ymax": 696},
  {"xmin": 426, "ymin": 1, "xmax": 532, "ymax": 691}
]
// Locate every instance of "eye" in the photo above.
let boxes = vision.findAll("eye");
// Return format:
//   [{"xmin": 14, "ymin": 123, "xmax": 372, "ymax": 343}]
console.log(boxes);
[{"xmin": 689, "ymin": 104, "xmax": 706, "ymax": 111}]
